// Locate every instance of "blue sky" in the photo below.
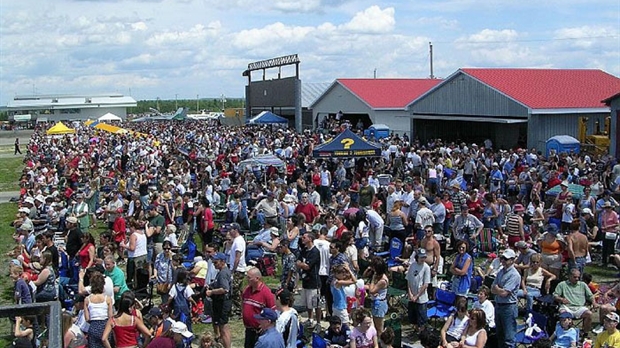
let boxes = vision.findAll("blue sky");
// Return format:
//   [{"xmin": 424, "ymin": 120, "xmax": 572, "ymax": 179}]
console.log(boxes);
[{"xmin": 0, "ymin": 0, "xmax": 618, "ymax": 105}]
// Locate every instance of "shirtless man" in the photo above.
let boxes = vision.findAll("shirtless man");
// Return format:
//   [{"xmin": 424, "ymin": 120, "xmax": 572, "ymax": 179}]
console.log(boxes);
[
  {"xmin": 420, "ymin": 225, "xmax": 442, "ymax": 299},
  {"xmin": 567, "ymin": 219, "xmax": 589, "ymax": 276}
]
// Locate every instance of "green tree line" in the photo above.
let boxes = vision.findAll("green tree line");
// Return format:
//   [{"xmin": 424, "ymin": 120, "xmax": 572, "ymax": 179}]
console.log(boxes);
[{"xmin": 131, "ymin": 98, "xmax": 245, "ymax": 114}]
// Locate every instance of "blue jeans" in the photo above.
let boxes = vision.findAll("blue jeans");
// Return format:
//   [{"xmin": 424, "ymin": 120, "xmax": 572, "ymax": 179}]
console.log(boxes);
[
  {"xmin": 516, "ymin": 287, "xmax": 540, "ymax": 312},
  {"xmin": 495, "ymin": 303, "xmax": 518, "ymax": 348},
  {"xmin": 569, "ymin": 256, "xmax": 587, "ymax": 277}
]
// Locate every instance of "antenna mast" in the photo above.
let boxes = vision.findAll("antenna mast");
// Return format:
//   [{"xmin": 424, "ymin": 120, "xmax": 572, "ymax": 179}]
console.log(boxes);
[{"xmin": 429, "ymin": 42, "xmax": 435, "ymax": 79}]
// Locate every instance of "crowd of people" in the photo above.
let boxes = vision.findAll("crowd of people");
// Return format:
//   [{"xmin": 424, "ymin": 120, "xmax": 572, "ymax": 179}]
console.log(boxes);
[{"xmin": 6, "ymin": 116, "xmax": 620, "ymax": 348}]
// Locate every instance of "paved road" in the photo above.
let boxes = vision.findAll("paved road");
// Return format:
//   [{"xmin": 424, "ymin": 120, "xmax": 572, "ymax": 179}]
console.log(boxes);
[
  {"xmin": 0, "ymin": 191, "xmax": 20, "ymax": 204},
  {"xmin": 0, "ymin": 129, "xmax": 33, "ymax": 146}
]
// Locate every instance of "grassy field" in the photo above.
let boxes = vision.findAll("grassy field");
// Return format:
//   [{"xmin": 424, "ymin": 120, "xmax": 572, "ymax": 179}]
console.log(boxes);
[{"xmin": 0, "ymin": 157, "xmax": 23, "ymax": 192}]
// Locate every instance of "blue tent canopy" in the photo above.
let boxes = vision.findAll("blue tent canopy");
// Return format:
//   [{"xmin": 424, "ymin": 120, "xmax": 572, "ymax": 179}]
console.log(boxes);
[
  {"xmin": 313, "ymin": 129, "xmax": 382, "ymax": 158},
  {"xmin": 248, "ymin": 111, "xmax": 288, "ymax": 124}
]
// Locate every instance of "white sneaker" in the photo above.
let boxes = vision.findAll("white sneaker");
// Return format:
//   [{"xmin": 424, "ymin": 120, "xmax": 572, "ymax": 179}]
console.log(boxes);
[{"xmin": 593, "ymin": 325, "xmax": 604, "ymax": 334}]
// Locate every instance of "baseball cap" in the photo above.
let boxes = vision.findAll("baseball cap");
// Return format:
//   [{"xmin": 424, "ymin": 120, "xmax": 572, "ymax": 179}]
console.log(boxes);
[
  {"xmin": 254, "ymin": 308, "xmax": 278, "ymax": 322},
  {"xmin": 559, "ymin": 312, "xmax": 573, "ymax": 319},
  {"xmin": 18, "ymin": 207, "xmax": 30, "ymax": 214},
  {"xmin": 229, "ymin": 222, "xmax": 241, "ymax": 231},
  {"xmin": 515, "ymin": 241, "xmax": 528, "ymax": 249},
  {"xmin": 502, "ymin": 249, "xmax": 516, "ymax": 259},
  {"xmin": 19, "ymin": 221, "xmax": 34, "ymax": 231},
  {"xmin": 582, "ymin": 208, "xmax": 594, "ymax": 216},
  {"xmin": 212, "ymin": 252, "xmax": 227, "ymax": 261},
  {"xmin": 547, "ymin": 223, "xmax": 559, "ymax": 235},
  {"xmin": 416, "ymin": 248, "xmax": 428, "ymax": 258},
  {"xmin": 277, "ymin": 289, "xmax": 293, "ymax": 304},
  {"xmin": 170, "ymin": 321, "xmax": 193, "ymax": 338},
  {"xmin": 24, "ymin": 197, "xmax": 35, "ymax": 205},
  {"xmin": 66, "ymin": 216, "xmax": 78, "ymax": 224},
  {"xmin": 147, "ymin": 307, "xmax": 163, "ymax": 318}
]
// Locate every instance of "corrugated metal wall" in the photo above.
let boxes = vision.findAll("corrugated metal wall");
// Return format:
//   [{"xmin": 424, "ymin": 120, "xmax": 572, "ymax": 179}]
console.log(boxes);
[
  {"xmin": 312, "ymin": 83, "xmax": 372, "ymax": 119},
  {"xmin": 528, "ymin": 112, "xmax": 611, "ymax": 150},
  {"xmin": 411, "ymin": 72, "xmax": 529, "ymax": 118}
]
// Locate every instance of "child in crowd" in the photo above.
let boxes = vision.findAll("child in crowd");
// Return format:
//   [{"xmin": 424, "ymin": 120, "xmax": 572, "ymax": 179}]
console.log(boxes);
[
  {"xmin": 331, "ymin": 264, "xmax": 357, "ymax": 324},
  {"xmin": 13, "ymin": 316, "xmax": 36, "ymax": 348},
  {"xmin": 549, "ymin": 312, "xmax": 579, "ymax": 348}
]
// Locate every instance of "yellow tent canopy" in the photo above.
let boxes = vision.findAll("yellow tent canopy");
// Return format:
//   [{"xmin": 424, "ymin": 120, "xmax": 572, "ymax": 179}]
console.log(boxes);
[
  {"xmin": 94, "ymin": 122, "xmax": 124, "ymax": 134},
  {"xmin": 84, "ymin": 119, "xmax": 95, "ymax": 126},
  {"xmin": 46, "ymin": 122, "xmax": 76, "ymax": 135}
]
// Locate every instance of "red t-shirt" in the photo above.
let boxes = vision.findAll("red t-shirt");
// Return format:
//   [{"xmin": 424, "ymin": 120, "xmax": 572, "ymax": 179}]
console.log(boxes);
[
  {"xmin": 113, "ymin": 216, "xmax": 127, "ymax": 243},
  {"xmin": 294, "ymin": 203, "xmax": 319, "ymax": 223},
  {"xmin": 242, "ymin": 283, "xmax": 276, "ymax": 329}
]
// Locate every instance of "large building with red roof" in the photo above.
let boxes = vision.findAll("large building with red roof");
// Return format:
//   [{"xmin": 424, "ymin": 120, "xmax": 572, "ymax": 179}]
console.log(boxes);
[
  {"xmin": 409, "ymin": 68, "xmax": 620, "ymax": 151},
  {"xmin": 310, "ymin": 78, "xmax": 442, "ymax": 135}
]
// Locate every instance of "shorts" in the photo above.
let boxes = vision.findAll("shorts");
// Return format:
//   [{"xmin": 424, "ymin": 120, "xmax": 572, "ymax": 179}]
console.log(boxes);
[
  {"xmin": 301, "ymin": 288, "xmax": 320, "ymax": 310},
  {"xmin": 132, "ymin": 255, "xmax": 147, "ymax": 269},
  {"xmin": 333, "ymin": 307, "xmax": 350, "ymax": 325},
  {"xmin": 559, "ymin": 306, "xmax": 589, "ymax": 319},
  {"xmin": 372, "ymin": 298, "xmax": 388, "ymax": 318},
  {"xmin": 542, "ymin": 253, "xmax": 563, "ymax": 270},
  {"xmin": 212, "ymin": 299, "xmax": 232, "ymax": 325}
]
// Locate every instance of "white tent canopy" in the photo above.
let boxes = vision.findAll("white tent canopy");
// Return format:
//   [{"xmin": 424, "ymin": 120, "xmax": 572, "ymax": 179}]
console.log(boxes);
[{"xmin": 98, "ymin": 113, "xmax": 122, "ymax": 121}]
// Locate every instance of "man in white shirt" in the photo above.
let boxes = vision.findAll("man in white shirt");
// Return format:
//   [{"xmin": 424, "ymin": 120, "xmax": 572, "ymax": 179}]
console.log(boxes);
[
  {"xmin": 415, "ymin": 197, "xmax": 435, "ymax": 244},
  {"xmin": 228, "ymin": 223, "xmax": 246, "ymax": 316},
  {"xmin": 406, "ymin": 249, "xmax": 431, "ymax": 329},
  {"xmin": 366, "ymin": 208, "xmax": 385, "ymax": 250}
]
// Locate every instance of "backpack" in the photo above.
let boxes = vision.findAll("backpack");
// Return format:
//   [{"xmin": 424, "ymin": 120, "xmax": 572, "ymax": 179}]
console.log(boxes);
[
  {"xmin": 172, "ymin": 284, "xmax": 191, "ymax": 324},
  {"xmin": 282, "ymin": 312, "xmax": 304, "ymax": 347}
]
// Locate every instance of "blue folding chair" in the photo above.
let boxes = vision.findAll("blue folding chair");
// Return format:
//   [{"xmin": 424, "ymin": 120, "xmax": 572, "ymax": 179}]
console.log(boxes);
[
  {"xmin": 311, "ymin": 332, "xmax": 328, "ymax": 348},
  {"xmin": 427, "ymin": 288, "xmax": 456, "ymax": 327},
  {"xmin": 515, "ymin": 310, "xmax": 548, "ymax": 347},
  {"xmin": 376, "ymin": 238, "xmax": 404, "ymax": 267}
]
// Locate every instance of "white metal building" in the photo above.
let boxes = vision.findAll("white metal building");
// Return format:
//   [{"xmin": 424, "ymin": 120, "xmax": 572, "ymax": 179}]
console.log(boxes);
[
  {"xmin": 4, "ymin": 94, "xmax": 137, "ymax": 122},
  {"xmin": 310, "ymin": 78, "xmax": 442, "ymax": 136}
]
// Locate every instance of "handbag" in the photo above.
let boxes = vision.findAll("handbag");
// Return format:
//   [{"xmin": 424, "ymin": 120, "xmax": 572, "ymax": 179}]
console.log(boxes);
[{"xmin": 156, "ymin": 283, "xmax": 171, "ymax": 294}]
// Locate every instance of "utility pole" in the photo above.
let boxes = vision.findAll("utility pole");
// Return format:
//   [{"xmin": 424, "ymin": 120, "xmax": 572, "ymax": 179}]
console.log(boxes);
[
  {"xmin": 156, "ymin": 97, "xmax": 160, "ymax": 111},
  {"xmin": 220, "ymin": 94, "xmax": 226, "ymax": 111},
  {"xmin": 175, "ymin": 94, "xmax": 178, "ymax": 109},
  {"xmin": 196, "ymin": 94, "xmax": 199, "ymax": 112},
  {"xmin": 429, "ymin": 42, "xmax": 435, "ymax": 79},
  {"xmin": 374, "ymin": 68, "xmax": 377, "ymax": 79}
]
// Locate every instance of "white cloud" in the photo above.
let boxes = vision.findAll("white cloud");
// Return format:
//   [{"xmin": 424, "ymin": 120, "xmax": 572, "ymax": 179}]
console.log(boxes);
[
  {"xmin": 458, "ymin": 29, "xmax": 519, "ymax": 44},
  {"xmin": 233, "ymin": 22, "xmax": 314, "ymax": 50},
  {"xmin": 145, "ymin": 23, "xmax": 219, "ymax": 47},
  {"xmin": 132, "ymin": 21, "xmax": 148, "ymax": 31},
  {"xmin": 554, "ymin": 25, "xmax": 618, "ymax": 49},
  {"xmin": 415, "ymin": 16, "xmax": 459, "ymax": 30},
  {"xmin": 272, "ymin": 0, "xmax": 322, "ymax": 13},
  {"xmin": 341, "ymin": 6, "xmax": 395, "ymax": 34},
  {"xmin": 1, "ymin": 0, "xmax": 619, "ymax": 102}
]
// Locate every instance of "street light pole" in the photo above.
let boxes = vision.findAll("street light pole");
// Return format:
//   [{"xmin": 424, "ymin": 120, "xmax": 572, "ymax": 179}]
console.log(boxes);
[
  {"xmin": 196, "ymin": 94, "xmax": 199, "ymax": 112},
  {"xmin": 220, "ymin": 94, "xmax": 226, "ymax": 111},
  {"xmin": 156, "ymin": 97, "xmax": 160, "ymax": 111},
  {"xmin": 175, "ymin": 94, "xmax": 178, "ymax": 109}
]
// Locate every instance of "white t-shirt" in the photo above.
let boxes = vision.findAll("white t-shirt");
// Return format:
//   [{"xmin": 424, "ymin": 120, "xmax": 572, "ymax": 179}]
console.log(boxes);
[
  {"xmin": 168, "ymin": 283, "xmax": 194, "ymax": 301},
  {"xmin": 473, "ymin": 299, "xmax": 495, "ymax": 328},
  {"xmin": 229, "ymin": 235, "xmax": 247, "ymax": 272},
  {"xmin": 313, "ymin": 239, "xmax": 331, "ymax": 276},
  {"xmin": 84, "ymin": 277, "xmax": 115, "ymax": 304}
]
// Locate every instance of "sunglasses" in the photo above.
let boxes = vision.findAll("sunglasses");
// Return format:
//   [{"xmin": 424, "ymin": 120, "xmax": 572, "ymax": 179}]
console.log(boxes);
[
  {"xmin": 531, "ymin": 261, "xmax": 540, "ymax": 264},
  {"xmin": 163, "ymin": 248, "xmax": 171, "ymax": 251}
]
